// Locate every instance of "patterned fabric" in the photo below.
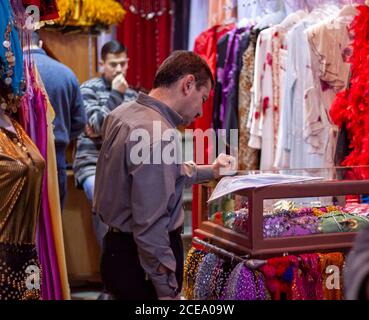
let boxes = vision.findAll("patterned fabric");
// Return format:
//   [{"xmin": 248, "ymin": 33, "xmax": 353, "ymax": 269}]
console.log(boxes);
[
  {"xmin": 193, "ymin": 253, "xmax": 223, "ymax": 300},
  {"xmin": 73, "ymin": 77, "xmax": 137, "ymax": 187},
  {"xmin": 319, "ymin": 252, "xmax": 344, "ymax": 300},
  {"xmin": 183, "ymin": 248, "xmax": 207, "ymax": 300},
  {"xmin": 0, "ymin": 120, "xmax": 45, "ymax": 300},
  {"xmin": 0, "ymin": 243, "xmax": 41, "ymax": 300},
  {"xmin": 238, "ymin": 29, "xmax": 261, "ymax": 170},
  {"xmin": 0, "ymin": 120, "xmax": 45, "ymax": 244},
  {"xmin": 223, "ymin": 262, "xmax": 268, "ymax": 300}
]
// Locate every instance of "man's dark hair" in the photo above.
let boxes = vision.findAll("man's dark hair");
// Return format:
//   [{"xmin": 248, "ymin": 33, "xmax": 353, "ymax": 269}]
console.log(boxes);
[
  {"xmin": 30, "ymin": 31, "xmax": 40, "ymax": 46},
  {"xmin": 153, "ymin": 51, "xmax": 215, "ymax": 90},
  {"xmin": 101, "ymin": 40, "xmax": 127, "ymax": 61}
]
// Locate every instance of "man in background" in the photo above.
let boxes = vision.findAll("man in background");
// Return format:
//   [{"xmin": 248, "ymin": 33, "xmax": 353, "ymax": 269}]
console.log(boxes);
[
  {"xmin": 28, "ymin": 32, "xmax": 86, "ymax": 210},
  {"xmin": 73, "ymin": 40, "xmax": 138, "ymax": 248}
]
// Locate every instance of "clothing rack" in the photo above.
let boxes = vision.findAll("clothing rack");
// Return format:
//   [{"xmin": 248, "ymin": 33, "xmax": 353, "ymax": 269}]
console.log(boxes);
[
  {"xmin": 192, "ymin": 237, "xmax": 311, "ymax": 265},
  {"xmin": 192, "ymin": 237, "xmax": 267, "ymax": 269}
]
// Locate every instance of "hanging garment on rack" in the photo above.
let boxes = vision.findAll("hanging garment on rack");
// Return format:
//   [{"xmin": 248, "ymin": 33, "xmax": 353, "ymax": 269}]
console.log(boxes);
[
  {"xmin": 220, "ymin": 27, "xmax": 247, "ymax": 139},
  {"xmin": 245, "ymin": 8, "xmax": 287, "ymax": 170},
  {"xmin": 297, "ymin": 253, "xmax": 324, "ymax": 300},
  {"xmin": 238, "ymin": 28, "xmax": 262, "ymax": 170},
  {"xmin": 193, "ymin": 253, "xmax": 224, "ymax": 300},
  {"xmin": 44, "ymin": 99, "xmax": 70, "ymax": 300},
  {"xmin": 213, "ymin": 261, "xmax": 234, "ymax": 300},
  {"xmin": 172, "ymin": 0, "xmax": 191, "ymax": 50},
  {"xmin": 192, "ymin": 23, "xmax": 234, "ymax": 234},
  {"xmin": 183, "ymin": 247, "xmax": 207, "ymax": 300},
  {"xmin": 318, "ymin": 252, "xmax": 344, "ymax": 300},
  {"xmin": 270, "ymin": 11, "xmax": 308, "ymax": 167},
  {"xmin": 116, "ymin": 0, "xmax": 172, "ymax": 91},
  {"xmin": 18, "ymin": 62, "xmax": 64, "ymax": 300},
  {"xmin": 330, "ymin": 5, "xmax": 369, "ymax": 171},
  {"xmin": 188, "ymin": 0, "xmax": 209, "ymax": 50},
  {"xmin": 260, "ymin": 255, "xmax": 300, "ymax": 300},
  {"xmin": 222, "ymin": 262, "xmax": 269, "ymax": 300},
  {"xmin": 304, "ymin": 5, "xmax": 356, "ymax": 168},
  {"xmin": 278, "ymin": 6, "xmax": 339, "ymax": 169},
  {"xmin": 248, "ymin": 26, "xmax": 275, "ymax": 170},
  {"xmin": 273, "ymin": 10, "xmax": 308, "ymax": 168},
  {"xmin": 208, "ymin": 0, "xmax": 237, "ymax": 28},
  {"xmin": 213, "ymin": 33, "xmax": 231, "ymax": 132},
  {"xmin": 0, "ymin": 119, "xmax": 45, "ymax": 300}
]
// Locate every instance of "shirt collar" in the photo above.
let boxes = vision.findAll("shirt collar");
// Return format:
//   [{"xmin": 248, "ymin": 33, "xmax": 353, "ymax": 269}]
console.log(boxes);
[{"xmin": 137, "ymin": 93, "xmax": 184, "ymax": 128}]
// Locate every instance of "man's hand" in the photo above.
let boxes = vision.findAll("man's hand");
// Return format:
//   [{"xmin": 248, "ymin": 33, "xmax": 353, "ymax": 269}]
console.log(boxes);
[
  {"xmin": 112, "ymin": 73, "xmax": 128, "ymax": 94},
  {"xmin": 85, "ymin": 124, "xmax": 99, "ymax": 138},
  {"xmin": 212, "ymin": 153, "xmax": 237, "ymax": 178}
]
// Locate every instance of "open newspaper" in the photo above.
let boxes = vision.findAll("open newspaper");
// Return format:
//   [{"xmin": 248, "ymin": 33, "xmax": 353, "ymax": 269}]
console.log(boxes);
[{"xmin": 207, "ymin": 173, "xmax": 323, "ymax": 202}]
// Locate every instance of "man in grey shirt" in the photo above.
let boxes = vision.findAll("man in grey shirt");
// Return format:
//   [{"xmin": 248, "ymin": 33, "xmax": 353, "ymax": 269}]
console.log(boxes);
[{"xmin": 94, "ymin": 51, "xmax": 235, "ymax": 300}]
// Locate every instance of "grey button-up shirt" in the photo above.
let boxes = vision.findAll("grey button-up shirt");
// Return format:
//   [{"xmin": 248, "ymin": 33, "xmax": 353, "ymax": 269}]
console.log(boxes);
[{"xmin": 93, "ymin": 93, "xmax": 214, "ymax": 297}]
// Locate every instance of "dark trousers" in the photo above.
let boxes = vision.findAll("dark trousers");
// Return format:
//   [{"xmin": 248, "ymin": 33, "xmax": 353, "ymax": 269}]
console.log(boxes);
[
  {"xmin": 100, "ymin": 229, "xmax": 183, "ymax": 300},
  {"xmin": 56, "ymin": 149, "xmax": 67, "ymax": 211},
  {"xmin": 57, "ymin": 168, "xmax": 67, "ymax": 211}
]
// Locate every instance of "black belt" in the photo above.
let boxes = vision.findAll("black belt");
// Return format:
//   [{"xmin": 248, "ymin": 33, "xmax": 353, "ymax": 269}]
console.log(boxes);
[
  {"xmin": 109, "ymin": 227, "xmax": 124, "ymax": 234},
  {"xmin": 108, "ymin": 226, "xmax": 183, "ymax": 235}
]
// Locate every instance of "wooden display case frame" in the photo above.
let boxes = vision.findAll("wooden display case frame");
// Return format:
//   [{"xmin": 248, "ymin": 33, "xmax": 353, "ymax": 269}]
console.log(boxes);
[{"xmin": 195, "ymin": 180, "xmax": 369, "ymax": 257}]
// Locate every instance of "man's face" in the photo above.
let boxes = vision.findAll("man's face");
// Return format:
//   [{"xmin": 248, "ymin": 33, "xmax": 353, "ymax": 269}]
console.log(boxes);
[
  {"xmin": 101, "ymin": 52, "xmax": 129, "ymax": 83},
  {"xmin": 182, "ymin": 79, "xmax": 211, "ymax": 125}
]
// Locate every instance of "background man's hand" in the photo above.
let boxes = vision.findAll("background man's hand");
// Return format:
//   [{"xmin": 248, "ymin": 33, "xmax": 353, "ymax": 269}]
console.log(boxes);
[
  {"xmin": 112, "ymin": 73, "xmax": 128, "ymax": 94},
  {"xmin": 212, "ymin": 153, "xmax": 237, "ymax": 178}
]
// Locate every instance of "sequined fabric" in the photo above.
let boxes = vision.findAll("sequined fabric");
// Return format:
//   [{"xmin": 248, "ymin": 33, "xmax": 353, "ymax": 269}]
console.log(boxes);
[
  {"xmin": 319, "ymin": 252, "xmax": 344, "ymax": 300},
  {"xmin": 0, "ymin": 119, "xmax": 44, "ymax": 300},
  {"xmin": 183, "ymin": 248, "xmax": 206, "ymax": 300},
  {"xmin": 238, "ymin": 29, "xmax": 260, "ymax": 170},
  {"xmin": 223, "ymin": 262, "xmax": 269, "ymax": 300},
  {"xmin": 0, "ymin": 120, "xmax": 45, "ymax": 244},
  {"xmin": 193, "ymin": 253, "xmax": 223, "ymax": 300},
  {"xmin": 0, "ymin": 243, "xmax": 41, "ymax": 300}
]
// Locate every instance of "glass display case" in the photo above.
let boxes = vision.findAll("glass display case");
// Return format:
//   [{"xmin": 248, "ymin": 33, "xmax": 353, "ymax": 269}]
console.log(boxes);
[{"xmin": 195, "ymin": 166, "xmax": 369, "ymax": 257}]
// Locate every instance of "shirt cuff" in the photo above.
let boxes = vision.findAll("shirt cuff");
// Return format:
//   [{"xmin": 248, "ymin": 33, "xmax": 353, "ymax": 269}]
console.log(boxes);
[{"xmin": 196, "ymin": 165, "xmax": 214, "ymax": 183}]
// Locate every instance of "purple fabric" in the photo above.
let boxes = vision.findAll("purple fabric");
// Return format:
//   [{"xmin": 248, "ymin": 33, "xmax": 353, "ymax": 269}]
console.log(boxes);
[
  {"xmin": 34, "ymin": 88, "xmax": 63, "ymax": 300},
  {"xmin": 20, "ymin": 64, "xmax": 63, "ymax": 300},
  {"xmin": 220, "ymin": 27, "xmax": 246, "ymax": 126},
  {"xmin": 263, "ymin": 211, "xmax": 319, "ymax": 238},
  {"xmin": 222, "ymin": 263, "xmax": 267, "ymax": 300}
]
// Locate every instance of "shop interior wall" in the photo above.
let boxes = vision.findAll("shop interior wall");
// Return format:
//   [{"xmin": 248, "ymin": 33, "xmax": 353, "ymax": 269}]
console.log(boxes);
[{"xmin": 39, "ymin": 29, "xmax": 101, "ymax": 283}]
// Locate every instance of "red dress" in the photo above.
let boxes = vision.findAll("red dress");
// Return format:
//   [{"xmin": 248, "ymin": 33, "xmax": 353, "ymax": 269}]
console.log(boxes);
[
  {"xmin": 191, "ymin": 24, "xmax": 234, "ymax": 234},
  {"xmin": 117, "ymin": 0, "xmax": 172, "ymax": 91}
]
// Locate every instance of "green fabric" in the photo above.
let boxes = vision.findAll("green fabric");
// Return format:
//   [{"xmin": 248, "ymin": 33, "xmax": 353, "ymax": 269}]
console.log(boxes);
[{"xmin": 318, "ymin": 211, "xmax": 369, "ymax": 233}]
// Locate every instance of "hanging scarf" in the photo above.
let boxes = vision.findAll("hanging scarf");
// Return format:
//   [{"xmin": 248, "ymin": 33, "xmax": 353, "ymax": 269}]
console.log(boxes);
[{"xmin": 318, "ymin": 252, "xmax": 344, "ymax": 300}]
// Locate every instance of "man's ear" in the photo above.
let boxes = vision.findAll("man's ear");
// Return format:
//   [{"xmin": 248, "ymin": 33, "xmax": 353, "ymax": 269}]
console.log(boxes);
[
  {"xmin": 38, "ymin": 40, "xmax": 43, "ymax": 48},
  {"xmin": 99, "ymin": 60, "xmax": 105, "ymax": 71},
  {"xmin": 183, "ymin": 74, "xmax": 195, "ymax": 95}
]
